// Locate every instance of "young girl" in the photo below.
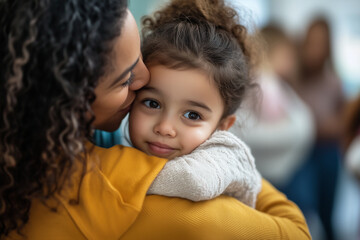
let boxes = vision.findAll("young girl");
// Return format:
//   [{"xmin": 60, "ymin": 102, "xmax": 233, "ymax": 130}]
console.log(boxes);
[{"xmin": 117, "ymin": 0, "xmax": 262, "ymax": 207}]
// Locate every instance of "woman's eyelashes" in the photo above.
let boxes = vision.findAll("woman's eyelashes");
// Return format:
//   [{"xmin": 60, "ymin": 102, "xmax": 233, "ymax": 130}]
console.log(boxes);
[{"xmin": 121, "ymin": 71, "xmax": 135, "ymax": 87}]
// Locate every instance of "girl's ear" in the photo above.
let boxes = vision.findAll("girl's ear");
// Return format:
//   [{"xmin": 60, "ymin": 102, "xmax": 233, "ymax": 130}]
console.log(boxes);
[{"xmin": 217, "ymin": 114, "xmax": 236, "ymax": 131}]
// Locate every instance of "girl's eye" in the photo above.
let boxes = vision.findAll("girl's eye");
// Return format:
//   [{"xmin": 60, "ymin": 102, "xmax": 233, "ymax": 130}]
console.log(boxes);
[
  {"xmin": 184, "ymin": 111, "xmax": 201, "ymax": 120},
  {"xmin": 121, "ymin": 72, "xmax": 135, "ymax": 87},
  {"xmin": 143, "ymin": 99, "xmax": 160, "ymax": 109}
]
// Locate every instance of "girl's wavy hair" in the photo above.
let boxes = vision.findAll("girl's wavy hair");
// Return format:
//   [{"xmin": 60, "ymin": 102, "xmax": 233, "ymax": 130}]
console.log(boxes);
[
  {"xmin": 0, "ymin": 0, "xmax": 127, "ymax": 236},
  {"xmin": 141, "ymin": 0, "xmax": 259, "ymax": 118}
]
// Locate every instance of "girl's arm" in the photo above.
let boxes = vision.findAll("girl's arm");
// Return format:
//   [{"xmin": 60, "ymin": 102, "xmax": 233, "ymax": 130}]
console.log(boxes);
[{"xmin": 147, "ymin": 131, "xmax": 262, "ymax": 208}]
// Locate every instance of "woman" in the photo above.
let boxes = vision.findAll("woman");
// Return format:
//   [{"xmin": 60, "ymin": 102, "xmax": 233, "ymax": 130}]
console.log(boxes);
[
  {"xmin": 295, "ymin": 16, "xmax": 345, "ymax": 240},
  {"xmin": 343, "ymin": 94, "xmax": 360, "ymax": 181},
  {"xmin": 0, "ymin": 0, "xmax": 310, "ymax": 239}
]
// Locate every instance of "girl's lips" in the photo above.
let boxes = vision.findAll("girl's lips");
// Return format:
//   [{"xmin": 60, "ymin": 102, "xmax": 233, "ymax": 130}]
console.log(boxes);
[{"xmin": 147, "ymin": 142, "xmax": 176, "ymax": 157}]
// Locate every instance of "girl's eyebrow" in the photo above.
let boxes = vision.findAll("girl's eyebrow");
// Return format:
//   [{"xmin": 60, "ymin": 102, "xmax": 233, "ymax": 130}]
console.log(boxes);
[
  {"xmin": 187, "ymin": 100, "xmax": 212, "ymax": 112},
  {"xmin": 108, "ymin": 57, "xmax": 139, "ymax": 88},
  {"xmin": 139, "ymin": 86, "xmax": 160, "ymax": 94}
]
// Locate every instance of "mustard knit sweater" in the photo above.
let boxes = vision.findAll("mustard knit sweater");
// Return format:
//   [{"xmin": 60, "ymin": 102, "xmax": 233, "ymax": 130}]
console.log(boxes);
[{"xmin": 8, "ymin": 143, "xmax": 310, "ymax": 240}]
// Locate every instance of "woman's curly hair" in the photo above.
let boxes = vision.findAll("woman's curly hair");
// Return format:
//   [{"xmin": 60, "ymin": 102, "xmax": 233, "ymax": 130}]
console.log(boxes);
[
  {"xmin": 0, "ymin": 0, "xmax": 127, "ymax": 236},
  {"xmin": 141, "ymin": 0, "xmax": 259, "ymax": 117}
]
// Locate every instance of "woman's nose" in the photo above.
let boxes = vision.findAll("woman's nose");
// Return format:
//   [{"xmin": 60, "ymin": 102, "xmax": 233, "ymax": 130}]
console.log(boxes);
[
  {"xmin": 153, "ymin": 117, "xmax": 177, "ymax": 138},
  {"xmin": 129, "ymin": 58, "xmax": 149, "ymax": 91}
]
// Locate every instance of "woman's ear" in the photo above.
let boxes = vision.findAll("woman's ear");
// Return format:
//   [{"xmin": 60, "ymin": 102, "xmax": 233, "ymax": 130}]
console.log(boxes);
[{"xmin": 217, "ymin": 114, "xmax": 236, "ymax": 131}]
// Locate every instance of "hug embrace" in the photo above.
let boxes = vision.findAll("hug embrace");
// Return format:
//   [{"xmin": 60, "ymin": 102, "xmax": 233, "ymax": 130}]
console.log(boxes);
[{"xmin": 0, "ymin": 0, "xmax": 310, "ymax": 239}]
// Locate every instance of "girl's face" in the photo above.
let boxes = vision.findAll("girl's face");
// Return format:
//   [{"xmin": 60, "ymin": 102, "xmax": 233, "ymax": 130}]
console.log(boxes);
[
  {"xmin": 91, "ymin": 10, "xmax": 149, "ymax": 132},
  {"xmin": 129, "ymin": 65, "xmax": 235, "ymax": 159}
]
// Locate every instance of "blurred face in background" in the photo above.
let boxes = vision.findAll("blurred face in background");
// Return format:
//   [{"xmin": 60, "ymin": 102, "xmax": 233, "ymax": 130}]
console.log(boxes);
[
  {"xmin": 270, "ymin": 41, "xmax": 298, "ymax": 83},
  {"xmin": 303, "ymin": 22, "xmax": 330, "ymax": 70}
]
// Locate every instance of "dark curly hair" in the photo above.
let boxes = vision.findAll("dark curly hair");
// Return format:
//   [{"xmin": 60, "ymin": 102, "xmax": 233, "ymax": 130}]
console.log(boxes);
[
  {"xmin": 141, "ymin": 0, "xmax": 258, "ymax": 117},
  {"xmin": 0, "ymin": 0, "xmax": 127, "ymax": 236}
]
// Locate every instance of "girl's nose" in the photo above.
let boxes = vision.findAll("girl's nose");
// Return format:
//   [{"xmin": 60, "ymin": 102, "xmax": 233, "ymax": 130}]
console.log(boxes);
[{"xmin": 153, "ymin": 117, "xmax": 177, "ymax": 138}]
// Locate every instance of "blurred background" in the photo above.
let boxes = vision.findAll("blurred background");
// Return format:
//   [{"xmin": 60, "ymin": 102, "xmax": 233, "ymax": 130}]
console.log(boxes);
[{"xmin": 129, "ymin": 0, "xmax": 360, "ymax": 239}]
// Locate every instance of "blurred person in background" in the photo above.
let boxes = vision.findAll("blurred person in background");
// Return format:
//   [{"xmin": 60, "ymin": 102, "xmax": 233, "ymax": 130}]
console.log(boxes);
[
  {"xmin": 230, "ymin": 23, "xmax": 314, "ymax": 207},
  {"xmin": 262, "ymin": 25, "xmax": 299, "ymax": 87},
  {"xmin": 342, "ymin": 94, "xmax": 360, "ymax": 240},
  {"xmin": 294, "ymin": 16, "xmax": 346, "ymax": 240},
  {"xmin": 343, "ymin": 94, "xmax": 360, "ymax": 182}
]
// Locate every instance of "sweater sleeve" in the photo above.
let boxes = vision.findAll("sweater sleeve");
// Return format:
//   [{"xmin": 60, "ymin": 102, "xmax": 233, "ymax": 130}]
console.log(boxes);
[
  {"xmin": 121, "ymin": 179, "xmax": 311, "ymax": 240},
  {"xmin": 147, "ymin": 131, "xmax": 262, "ymax": 208}
]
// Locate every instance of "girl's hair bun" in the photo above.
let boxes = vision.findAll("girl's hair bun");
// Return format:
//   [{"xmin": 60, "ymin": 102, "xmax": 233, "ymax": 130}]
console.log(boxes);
[{"xmin": 142, "ymin": 0, "xmax": 255, "ymax": 61}]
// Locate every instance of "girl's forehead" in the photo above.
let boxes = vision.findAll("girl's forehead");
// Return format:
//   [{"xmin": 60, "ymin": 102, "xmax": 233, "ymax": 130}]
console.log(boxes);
[{"xmin": 146, "ymin": 65, "xmax": 223, "ymax": 105}]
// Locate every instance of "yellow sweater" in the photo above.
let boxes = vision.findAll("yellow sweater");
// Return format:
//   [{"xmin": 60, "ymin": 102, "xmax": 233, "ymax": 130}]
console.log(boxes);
[{"xmin": 8, "ymin": 143, "xmax": 310, "ymax": 240}]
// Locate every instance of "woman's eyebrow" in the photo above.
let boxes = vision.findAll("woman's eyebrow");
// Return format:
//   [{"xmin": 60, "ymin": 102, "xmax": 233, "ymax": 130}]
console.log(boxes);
[{"xmin": 108, "ymin": 57, "xmax": 139, "ymax": 88}]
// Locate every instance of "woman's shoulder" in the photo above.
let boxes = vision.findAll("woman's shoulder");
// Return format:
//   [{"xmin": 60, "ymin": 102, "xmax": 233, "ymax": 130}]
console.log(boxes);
[
  {"xmin": 121, "ymin": 179, "xmax": 311, "ymax": 240},
  {"xmin": 87, "ymin": 143, "xmax": 167, "ymax": 206},
  {"xmin": 88, "ymin": 143, "xmax": 166, "ymax": 177},
  {"xmin": 8, "ymin": 144, "xmax": 168, "ymax": 240}
]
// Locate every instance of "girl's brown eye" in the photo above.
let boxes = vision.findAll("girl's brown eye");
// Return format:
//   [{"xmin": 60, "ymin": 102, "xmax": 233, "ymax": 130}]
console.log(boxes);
[
  {"xmin": 184, "ymin": 111, "xmax": 201, "ymax": 120},
  {"xmin": 143, "ymin": 99, "xmax": 160, "ymax": 109}
]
